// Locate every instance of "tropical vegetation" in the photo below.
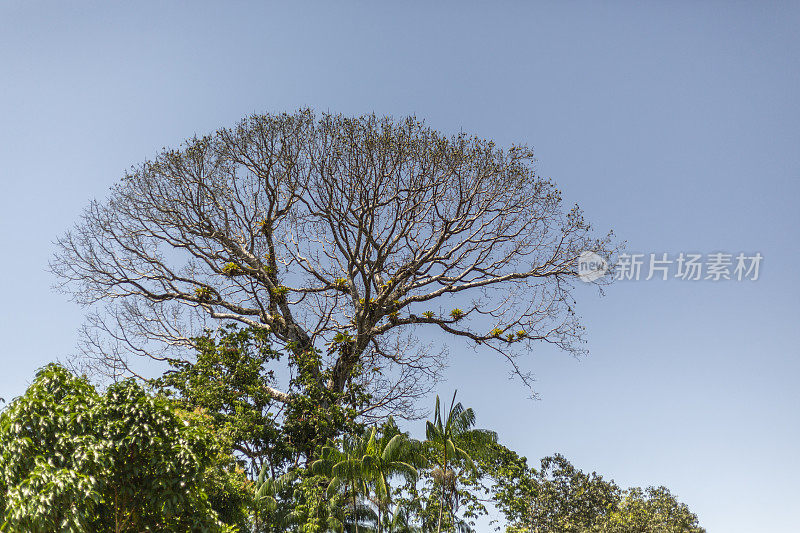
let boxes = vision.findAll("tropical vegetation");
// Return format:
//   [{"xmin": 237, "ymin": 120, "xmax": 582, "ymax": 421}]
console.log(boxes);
[{"xmin": 0, "ymin": 327, "xmax": 704, "ymax": 532}]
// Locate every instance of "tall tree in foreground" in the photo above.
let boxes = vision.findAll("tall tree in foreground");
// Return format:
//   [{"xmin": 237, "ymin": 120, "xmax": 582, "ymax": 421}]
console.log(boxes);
[{"xmin": 52, "ymin": 109, "xmax": 616, "ymax": 423}]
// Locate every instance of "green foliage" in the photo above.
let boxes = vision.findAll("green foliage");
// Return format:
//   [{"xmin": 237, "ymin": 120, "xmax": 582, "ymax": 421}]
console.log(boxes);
[
  {"xmin": 0, "ymin": 353, "xmax": 705, "ymax": 532},
  {"xmin": 449, "ymin": 309, "xmax": 464, "ymax": 320},
  {"xmin": 272, "ymin": 285, "xmax": 290, "ymax": 297},
  {"xmin": 481, "ymin": 442, "xmax": 537, "ymax": 532},
  {"xmin": 253, "ymin": 468, "xmax": 299, "ymax": 532},
  {"xmin": 487, "ymin": 451, "xmax": 705, "ymax": 533},
  {"xmin": 487, "ymin": 451, "xmax": 620, "ymax": 532},
  {"xmin": 593, "ymin": 486, "xmax": 705, "ymax": 533},
  {"xmin": 313, "ymin": 419, "xmax": 417, "ymax": 532},
  {"xmin": 154, "ymin": 326, "xmax": 369, "ymax": 530},
  {"xmin": 177, "ymin": 407, "xmax": 253, "ymax": 530},
  {"xmin": 283, "ymin": 346, "xmax": 365, "ymax": 458},
  {"xmin": 154, "ymin": 325, "xmax": 365, "ymax": 468},
  {"xmin": 153, "ymin": 325, "xmax": 290, "ymax": 476},
  {"xmin": 196, "ymin": 285, "xmax": 214, "ymax": 301},
  {"xmin": 222, "ymin": 262, "xmax": 245, "ymax": 276},
  {"xmin": 0, "ymin": 364, "xmax": 238, "ymax": 532},
  {"xmin": 533, "ymin": 454, "xmax": 621, "ymax": 532},
  {"xmin": 286, "ymin": 474, "xmax": 348, "ymax": 533}
]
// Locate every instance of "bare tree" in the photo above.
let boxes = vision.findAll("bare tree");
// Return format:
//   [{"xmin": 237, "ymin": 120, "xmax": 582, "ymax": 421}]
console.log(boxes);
[{"xmin": 51, "ymin": 110, "xmax": 615, "ymax": 418}]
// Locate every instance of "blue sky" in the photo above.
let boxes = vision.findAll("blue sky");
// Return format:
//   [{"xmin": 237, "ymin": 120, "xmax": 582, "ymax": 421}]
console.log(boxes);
[{"xmin": 1, "ymin": 2, "xmax": 798, "ymax": 531}]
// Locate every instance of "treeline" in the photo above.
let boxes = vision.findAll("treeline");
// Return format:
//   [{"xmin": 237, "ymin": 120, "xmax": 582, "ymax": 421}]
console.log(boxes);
[{"xmin": 0, "ymin": 327, "xmax": 703, "ymax": 532}]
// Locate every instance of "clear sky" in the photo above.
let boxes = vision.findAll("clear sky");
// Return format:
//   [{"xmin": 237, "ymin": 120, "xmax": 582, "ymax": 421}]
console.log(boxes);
[{"xmin": 1, "ymin": 2, "xmax": 798, "ymax": 531}]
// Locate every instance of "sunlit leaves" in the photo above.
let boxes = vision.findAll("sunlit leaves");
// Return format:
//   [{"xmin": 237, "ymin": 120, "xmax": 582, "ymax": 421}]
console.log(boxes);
[{"xmin": 0, "ymin": 364, "xmax": 235, "ymax": 532}]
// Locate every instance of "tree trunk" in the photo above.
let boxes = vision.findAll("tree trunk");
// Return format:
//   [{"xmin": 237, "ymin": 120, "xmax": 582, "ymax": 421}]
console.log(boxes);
[
  {"xmin": 353, "ymin": 481, "xmax": 359, "ymax": 533},
  {"xmin": 436, "ymin": 446, "xmax": 447, "ymax": 533}
]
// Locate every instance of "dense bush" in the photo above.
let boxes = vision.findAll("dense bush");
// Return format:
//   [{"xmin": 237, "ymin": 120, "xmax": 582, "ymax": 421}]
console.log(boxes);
[{"xmin": 0, "ymin": 364, "xmax": 246, "ymax": 532}]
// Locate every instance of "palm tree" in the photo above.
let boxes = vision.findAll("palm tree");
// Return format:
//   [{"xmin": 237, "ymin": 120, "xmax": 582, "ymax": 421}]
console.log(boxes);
[
  {"xmin": 381, "ymin": 502, "xmax": 422, "ymax": 533},
  {"xmin": 314, "ymin": 423, "xmax": 418, "ymax": 533},
  {"xmin": 313, "ymin": 432, "xmax": 369, "ymax": 533},
  {"xmin": 366, "ymin": 421, "xmax": 419, "ymax": 532},
  {"xmin": 253, "ymin": 467, "xmax": 297, "ymax": 531},
  {"xmin": 424, "ymin": 391, "xmax": 497, "ymax": 533}
]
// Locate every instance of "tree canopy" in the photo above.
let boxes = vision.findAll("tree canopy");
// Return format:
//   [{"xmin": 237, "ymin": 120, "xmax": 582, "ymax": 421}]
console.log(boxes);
[{"xmin": 52, "ymin": 110, "xmax": 616, "ymax": 420}]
